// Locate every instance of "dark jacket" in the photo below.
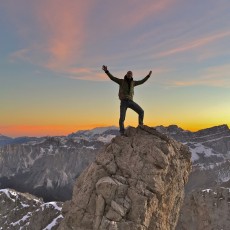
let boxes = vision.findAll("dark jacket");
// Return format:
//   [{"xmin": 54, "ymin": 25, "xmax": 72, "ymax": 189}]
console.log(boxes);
[{"xmin": 105, "ymin": 71, "xmax": 150, "ymax": 100}]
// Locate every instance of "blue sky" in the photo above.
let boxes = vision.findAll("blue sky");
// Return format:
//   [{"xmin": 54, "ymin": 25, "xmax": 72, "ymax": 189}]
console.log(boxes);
[{"xmin": 1, "ymin": 0, "xmax": 230, "ymax": 136}]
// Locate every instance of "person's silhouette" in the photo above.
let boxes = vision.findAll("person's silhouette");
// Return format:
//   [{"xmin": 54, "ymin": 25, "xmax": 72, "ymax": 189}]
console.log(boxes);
[{"xmin": 102, "ymin": 65, "xmax": 152, "ymax": 135}]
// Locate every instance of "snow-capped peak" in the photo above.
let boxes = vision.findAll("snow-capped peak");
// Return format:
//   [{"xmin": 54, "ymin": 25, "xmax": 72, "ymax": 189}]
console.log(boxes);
[
  {"xmin": 68, "ymin": 126, "xmax": 119, "ymax": 141},
  {"xmin": 70, "ymin": 126, "xmax": 118, "ymax": 136}
]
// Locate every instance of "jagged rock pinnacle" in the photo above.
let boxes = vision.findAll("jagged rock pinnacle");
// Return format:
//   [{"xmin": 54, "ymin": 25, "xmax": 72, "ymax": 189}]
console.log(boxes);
[{"xmin": 58, "ymin": 125, "xmax": 192, "ymax": 230}]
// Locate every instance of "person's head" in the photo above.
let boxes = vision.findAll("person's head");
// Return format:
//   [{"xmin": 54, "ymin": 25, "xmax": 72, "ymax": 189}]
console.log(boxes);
[{"xmin": 126, "ymin": 71, "xmax": 133, "ymax": 79}]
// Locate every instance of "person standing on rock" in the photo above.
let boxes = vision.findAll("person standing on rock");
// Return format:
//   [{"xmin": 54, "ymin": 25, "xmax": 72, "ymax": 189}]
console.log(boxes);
[{"xmin": 102, "ymin": 65, "xmax": 152, "ymax": 135}]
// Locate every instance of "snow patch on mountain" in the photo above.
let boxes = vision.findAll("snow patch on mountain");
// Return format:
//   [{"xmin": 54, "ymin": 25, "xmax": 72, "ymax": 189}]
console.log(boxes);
[
  {"xmin": 68, "ymin": 126, "xmax": 119, "ymax": 141},
  {"xmin": 11, "ymin": 212, "xmax": 32, "ymax": 227},
  {"xmin": 83, "ymin": 145, "xmax": 96, "ymax": 150},
  {"xmin": 41, "ymin": 202, "xmax": 62, "ymax": 211},
  {"xmin": 0, "ymin": 189, "xmax": 18, "ymax": 201},
  {"xmin": 0, "ymin": 189, "xmax": 63, "ymax": 229},
  {"xmin": 97, "ymin": 134, "xmax": 116, "ymax": 143},
  {"xmin": 74, "ymin": 126, "xmax": 117, "ymax": 136},
  {"xmin": 43, "ymin": 214, "xmax": 63, "ymax": 230},
  {"xmin": 188, "ymin": 142, "xmax": 223, "ymax": 162}
]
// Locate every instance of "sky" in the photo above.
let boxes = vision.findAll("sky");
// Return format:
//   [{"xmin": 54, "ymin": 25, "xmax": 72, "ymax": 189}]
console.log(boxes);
[{"xmin": 1, "ymin": 0, "xmax": 230, "ymax": 137}]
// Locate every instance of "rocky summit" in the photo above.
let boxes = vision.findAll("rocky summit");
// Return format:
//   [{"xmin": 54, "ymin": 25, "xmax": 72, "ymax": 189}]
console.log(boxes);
[{"xmin": 58, "ymin": 125, "xmax": 192, "ymax": 230}]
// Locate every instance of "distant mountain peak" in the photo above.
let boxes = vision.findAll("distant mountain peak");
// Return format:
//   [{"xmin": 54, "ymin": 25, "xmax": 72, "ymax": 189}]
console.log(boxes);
[
  {"xmin": 155, "ymin": 124, "xmax": 188, "ymax": 135},
  {"xmin": 199, "ymin": 124, "xmax": 228, "ymax": 131},
  {"xmin": 194, "ymin": 124, "xmax": 229, "ymax": 136},
  {"xmin": 73, "ymin": 126, "xmax": 118, "ymax": 134},
  {"xmin": 68, "ymin": 126, "xmax": 119, "ymax": 139}
]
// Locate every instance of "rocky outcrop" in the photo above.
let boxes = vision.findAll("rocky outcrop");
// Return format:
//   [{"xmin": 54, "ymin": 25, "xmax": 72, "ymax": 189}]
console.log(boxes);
[
  {"xmin": 0, "ymin": 188, "xmax": 63, "ymax": 229},
  {"xmin": 58, "ymin": 125, "xmax": 191, "ymax": 230},
  {"xmin": 177, "ymin": 187, "xmax": 230, "ymax": 230}
]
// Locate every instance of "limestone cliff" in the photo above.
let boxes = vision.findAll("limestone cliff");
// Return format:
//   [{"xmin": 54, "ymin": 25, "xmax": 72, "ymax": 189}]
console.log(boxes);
[{"xmin": 58, "ymin": 125, "xmax": 191, "ymax": 230}]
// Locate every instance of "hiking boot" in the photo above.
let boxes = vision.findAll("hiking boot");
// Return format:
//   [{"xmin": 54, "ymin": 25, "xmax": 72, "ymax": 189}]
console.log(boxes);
[{"xmin": 120, "ymin": 132, "xmax": 127, "ymax": 137}]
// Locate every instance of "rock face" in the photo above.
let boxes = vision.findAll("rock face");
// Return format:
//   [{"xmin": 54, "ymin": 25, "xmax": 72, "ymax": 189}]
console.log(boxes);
[
  {"xmin": 176, "ymin": 187, "xmax": 230, "ymax": 230},
  {"xmin": 58, "ymin": 125, "xmax": 191, "ymax": 230},
  {"xmin": 0, "ymin": 188, "xmax": 63, "ymax": 229}
]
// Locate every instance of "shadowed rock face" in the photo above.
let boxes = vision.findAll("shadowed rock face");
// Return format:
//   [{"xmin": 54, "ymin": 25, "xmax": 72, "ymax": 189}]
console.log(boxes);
[
  {"xmin": 176, "ymin": 187, "xmax": 230, "ymax": 230},
  {"xmin": 58, "ymin": 125, "xmax": 191, "ymax": 230}
]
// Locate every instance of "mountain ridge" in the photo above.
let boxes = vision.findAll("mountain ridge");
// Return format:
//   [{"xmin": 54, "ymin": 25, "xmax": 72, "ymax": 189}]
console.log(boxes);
[{"xmin": 1, "ymin": 123, "xmax": 230, "ymax": 202}]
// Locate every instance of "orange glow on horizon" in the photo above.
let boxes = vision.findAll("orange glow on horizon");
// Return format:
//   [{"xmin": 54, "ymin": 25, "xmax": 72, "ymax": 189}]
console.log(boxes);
[
  {"xmin": 0, "ymin": 124, "xmax": 116, "ymax": 138},
  {"xmin": 1, "ymin": 121, "xmax": 228, "ymax": 138}
]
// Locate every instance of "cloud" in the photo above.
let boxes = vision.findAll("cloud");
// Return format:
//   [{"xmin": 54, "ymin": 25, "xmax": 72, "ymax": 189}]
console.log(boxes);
[
  {"xmin": 170, "ymin": 64, "xmax": 230, "ymax": 87},
  {"xmin": 63, "ymin": 66, "xmax": 171, "ymax": 81},
  {"xmin": 115, "ymin": 0, "xmax": 174, "ymax": 28},
  {"xmin": 157, "ymin": 31, "xmax": 230, "ymax": 57},
  {"xmin": 37, "ymin": 0, "xmax": 92, "ymax": 69},
  {"xmin": 6, "ymin": 0, "xmax": 175, "ymax": 78},
  {"xmin": 66, "ymin": 67, "xmax": 107, "ymax": 81},
  {"xmin": 9, "ymin": 48, "xmax": 31, "ymax": 62},
  {"xmin": 7, "ymin": 0, "xmax": 93, "ymax": 70},
  {"xmin": 6, "ymin": 0, "xmax": 230, "ymax": 85}
]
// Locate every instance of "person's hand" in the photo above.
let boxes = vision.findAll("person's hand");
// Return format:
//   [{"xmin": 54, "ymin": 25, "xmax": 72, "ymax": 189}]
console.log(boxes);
[
  {"xmin": 102, "ymin": 65, "xmax": 108, "ymax": 72},
  {"xmin": 148, "ymin": 71, "xmax": 152, "ymax": 76}
]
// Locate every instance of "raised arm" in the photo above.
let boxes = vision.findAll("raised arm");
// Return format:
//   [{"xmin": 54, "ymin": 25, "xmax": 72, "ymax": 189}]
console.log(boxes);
[
  {"xmin": 102, "ymin": 65, "xmax": 122, "ymax": 85},
  {"xmin": 134, "ymin": 71, "xmax": 152, "ymax": 86}
]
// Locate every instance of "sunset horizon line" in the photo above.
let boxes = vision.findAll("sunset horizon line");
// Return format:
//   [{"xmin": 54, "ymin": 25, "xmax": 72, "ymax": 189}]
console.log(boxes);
[{"xmin": 1, "ymin": 123, "xmax": 228, "ymax": 138}]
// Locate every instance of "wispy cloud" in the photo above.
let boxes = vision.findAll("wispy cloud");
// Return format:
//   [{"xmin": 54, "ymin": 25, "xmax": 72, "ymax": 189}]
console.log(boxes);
[
  {"xmin": 66, "ymin": 67, "xmax": 107, "ymax": 81},
  {"xmin": 64, "ymin": 66, "xmax": 171, "ymax": 81},
  {"xmin": 170, "ymin": 64, "xmax": 230, "ymax": 87},
  {"xmin": 37, "ymin": 0, "xmax": 92, "ymax": 69},
  {"xmin": 5, "ymin": 0, "xmax": 177, "ymax": 78},
  {"xmin": 7, "ymin": 0, "xmax": 93, "ymax": 70},
  {"xmin": 6, "ymin": 0, "xmax": 230, "ymax": 84},
  {"xmin": 115, "ymin": 0, "xmax": 174, "ymax": 28},
  {"xmin": 9, "ymin": 48, "xmax": 31, "ymax": 62},
  {"xmin": 157, "ymin": 31, "xmax": 230, "ymax": 57}
]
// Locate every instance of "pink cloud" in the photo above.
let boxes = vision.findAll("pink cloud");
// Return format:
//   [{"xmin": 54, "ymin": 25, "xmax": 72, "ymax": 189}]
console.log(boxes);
[
  {"xmin": 158, "ymin": 31, "xmax": 230, "ymax": 57},
  {"xmin": 6, "ymin": 0, "xmax": 175, "ymax": 78},
  {"xmin": 36, "ymin": 0, "xmax": 93, "ymax": 69},
  {"xmin": 6, "ymin": 0, "xmax": 94, "ymax": 70}
]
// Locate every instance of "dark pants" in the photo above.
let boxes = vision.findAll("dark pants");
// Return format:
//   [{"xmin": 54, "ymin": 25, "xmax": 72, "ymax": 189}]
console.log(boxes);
[{"xmin": 119, "ymin": 99, "xmax": 144, "ymax": 134}]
